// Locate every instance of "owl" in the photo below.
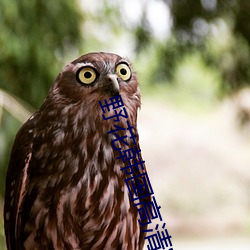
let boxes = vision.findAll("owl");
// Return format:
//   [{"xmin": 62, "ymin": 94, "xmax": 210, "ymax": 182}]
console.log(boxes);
[{"xmin": 4, "ymin": 52, "xmax": 151, "ymax": 249}]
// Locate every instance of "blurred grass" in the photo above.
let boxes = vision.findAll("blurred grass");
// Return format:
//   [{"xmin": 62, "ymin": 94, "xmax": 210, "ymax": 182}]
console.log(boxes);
[
  {"xmin": 138, "ymin": 98, "xmax": 250, "ymax": 246},
  {"xmin": 0, "ymin": 200, "xmax": 6, "ymax": 250}
]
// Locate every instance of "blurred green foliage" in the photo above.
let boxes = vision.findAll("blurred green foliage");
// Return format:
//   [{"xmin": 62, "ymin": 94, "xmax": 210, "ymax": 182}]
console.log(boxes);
[
  {"xmin": 0, "ymin": 0, "xmax": 82, "ymax": 108},
  {"xmin": 142, "ymin": 0, "xmax": 250, "ymax": 95}
]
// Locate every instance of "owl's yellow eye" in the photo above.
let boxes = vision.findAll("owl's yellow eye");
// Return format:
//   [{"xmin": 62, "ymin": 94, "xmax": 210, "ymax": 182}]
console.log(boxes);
[
  {"xmin": 77, "ymin": 67, "xmax": 97, "ymax": 85},
  {"xmin": 116, "ymin": 63, "xmax": 131, "ymax": 81}
]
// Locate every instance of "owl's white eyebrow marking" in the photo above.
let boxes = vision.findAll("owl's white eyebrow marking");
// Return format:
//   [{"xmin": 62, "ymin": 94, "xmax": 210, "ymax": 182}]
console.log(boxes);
[
  {"xmin": 120, "ymin": 57, "xmax": 130, "ymax": 64},
  {"xmin": 62, "ymin": 62, "xmax": 95, "ymax": 74},
  {"xmin": 74, "ymin": 62, "xmax": 95, "ymax": 71}
]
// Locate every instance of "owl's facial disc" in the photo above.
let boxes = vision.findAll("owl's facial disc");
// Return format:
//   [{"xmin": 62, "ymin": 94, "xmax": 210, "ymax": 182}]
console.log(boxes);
[{"xmin": 107, "ymin": 74, "xmax": 119, "ymax": 96}]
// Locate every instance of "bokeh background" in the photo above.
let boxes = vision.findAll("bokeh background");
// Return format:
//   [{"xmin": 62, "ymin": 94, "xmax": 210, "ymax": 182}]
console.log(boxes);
[{"xmin": 1, "ymin": 0, "xmax": 250, "ymax": 249}]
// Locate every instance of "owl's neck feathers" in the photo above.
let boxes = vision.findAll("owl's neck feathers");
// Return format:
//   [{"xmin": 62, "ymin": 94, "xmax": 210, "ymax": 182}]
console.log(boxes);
[{"xmin": 32, "ymin": 91, "xmax": 140, "ymax": 177}]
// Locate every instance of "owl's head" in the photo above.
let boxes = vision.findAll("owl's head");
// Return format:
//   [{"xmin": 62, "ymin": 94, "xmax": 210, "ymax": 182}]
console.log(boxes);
[{"xmin": 51, "ymin": 52, "xmax": 141, "ymax": 110}]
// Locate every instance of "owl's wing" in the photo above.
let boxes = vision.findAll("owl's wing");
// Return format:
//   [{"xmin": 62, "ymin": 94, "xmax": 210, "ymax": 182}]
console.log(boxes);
[{"xmin": 4, "ymin": 121, "xmax": 34, "ymax": 249}]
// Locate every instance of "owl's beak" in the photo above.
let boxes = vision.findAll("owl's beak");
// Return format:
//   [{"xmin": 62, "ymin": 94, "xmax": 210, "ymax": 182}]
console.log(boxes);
[{"xmin": 107, "ymin": 74, "xmax": 120, "ymax": 96}]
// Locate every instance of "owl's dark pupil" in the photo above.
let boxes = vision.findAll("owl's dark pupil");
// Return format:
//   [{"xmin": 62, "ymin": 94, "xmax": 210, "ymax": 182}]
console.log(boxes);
[
  {"xmin": 120, "ymin": 68, "xmax": 127, "ymax": 75},
  {"xmin": 84, "ymin": 72, "xmax": 92, "ymax": 79}
]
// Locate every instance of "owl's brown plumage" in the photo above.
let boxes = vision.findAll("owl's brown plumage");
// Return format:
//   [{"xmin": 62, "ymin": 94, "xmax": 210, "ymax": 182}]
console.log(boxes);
[{"xmin": 4, "ymin": 52, "xmax": 150, "ymax": 249}]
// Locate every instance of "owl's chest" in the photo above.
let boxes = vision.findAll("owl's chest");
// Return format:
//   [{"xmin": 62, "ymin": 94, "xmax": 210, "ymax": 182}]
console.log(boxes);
[
  {"xmin": 23, "ymin": 173, "xmax": 140, "ymax": 249},
  {"xmin": 23, "ymin": 124, "xmax": 142, "ymax": 248},
  {"xmin": 70, "ymin": 178, "xmax": 140, "ymax": 249}
]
